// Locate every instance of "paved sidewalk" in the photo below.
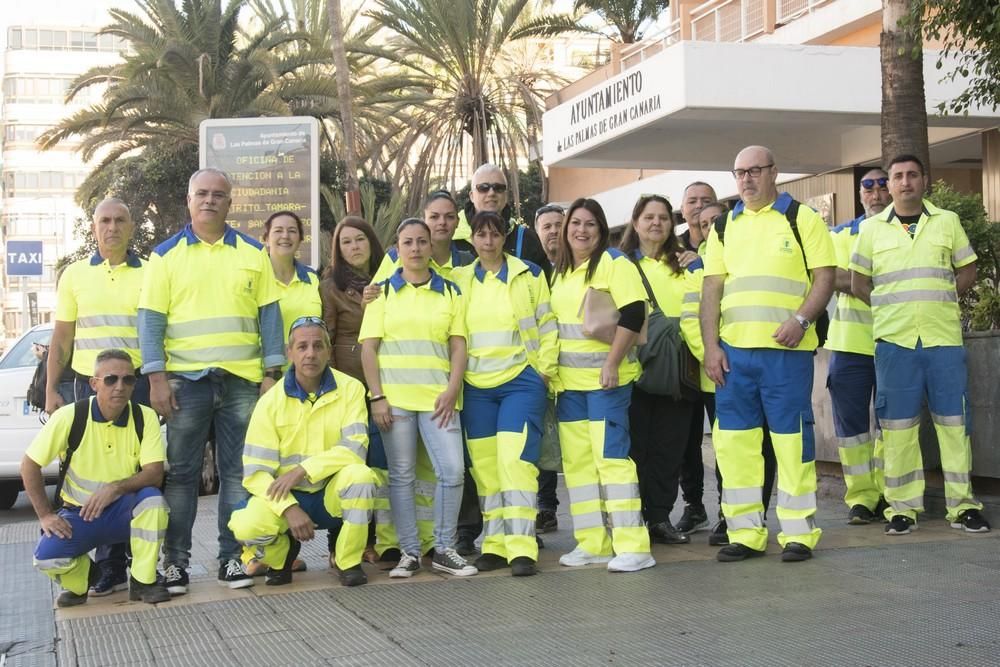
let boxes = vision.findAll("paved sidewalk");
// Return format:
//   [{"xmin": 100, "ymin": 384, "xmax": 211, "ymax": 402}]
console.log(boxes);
[{"xmin": 3, "ymin": 448, "xmax": 1000, "ymax": 666}]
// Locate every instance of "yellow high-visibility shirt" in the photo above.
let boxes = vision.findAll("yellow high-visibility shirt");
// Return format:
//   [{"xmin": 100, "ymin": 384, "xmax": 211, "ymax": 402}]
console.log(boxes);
[
  {"xmin": 139, "ymin": 224, "xmax": 281, "ymax": 382},
  {"xmin": 26, "ymin": 398, "xmax": 163, "ymax": 507},
  {"xmin": 849, "ymin": 200, "xmax": 975, "ymax": 349},
  {"xmin": 242, "ymin": 367, "xmax": 370, "ymax": 515},
  {"xmin": 274, "ymin": 261, "xmax": 322, "ymax": 343},
  {"xmin": 826, "ymin": 216, "xmax": 874, "ymax": 356},
  {"xmin": 371, "ymin": 243, "xmax": 473, "ymax": 283},
  {"xmin": 550, "ymin": 248, "xmax": 647, "ymax": 391},
  {"xmin": 631, "ymin": 250, "xmax": 686, "ymax": 317},
  {"xmin": 358, "ymin": 268, "xmax": 466, "ymax": 411},
  {"xmin": 55, "ymin": 252, "xmax": 145, "ymax": 375},
  {"xmin": 679, "ymin": 257, "xmax": 716, "ymax": 393},
  {"xmin": 703, "ymin": 193, "xmax": 835, "ymax": 351}
]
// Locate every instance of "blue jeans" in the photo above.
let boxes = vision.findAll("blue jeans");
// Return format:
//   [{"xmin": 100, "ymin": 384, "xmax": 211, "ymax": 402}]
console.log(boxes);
[
  {"xmin": 380, "ymin": 408, "xmax": 464, "ymax": 555},
  {"xmin": 162, "ymin": 373, "xmax": 259, "ymax": 567}
]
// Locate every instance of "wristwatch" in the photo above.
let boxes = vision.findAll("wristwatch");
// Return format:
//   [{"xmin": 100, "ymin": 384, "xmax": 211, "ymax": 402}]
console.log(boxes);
[
  {"xmin": 794, "ymin": 314, "xmax": 811, "ymax": 331},
  {"xmin": 264, "ymin": 369, "xmax": 283, "ymax": 381}
]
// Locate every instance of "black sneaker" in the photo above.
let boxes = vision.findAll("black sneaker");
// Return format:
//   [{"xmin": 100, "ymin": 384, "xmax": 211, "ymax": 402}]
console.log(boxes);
[
  {"xmin": 473, "ymin": 553, "xmax": 508, "ymax": 571},
  {"xmin": 874, "ymin": 497, "xmax": 890, "ymax": 522},
  {"xmin": 129, "ymin": 574, "xmax": 170, "ymax": 604},
  {"xmin": 885, "ymin": 515, "xmax": 916, "ymax": 535},
  {"xmin": 536, "ymin": 510, "xmax": 558, "ymax": 534},
  {"xmin": 676, "ymin": 505, "xmax": 710, "ymax": 534},
  {"xmin": 218, "ymin": 558, "xmax": 254, "ymax": 589},
  {"xmin": 455, "ymin": 534, "xmax": 478, "ymax": 556},
  {"xmin": 510, "ymin": 556, "xmax": 537, "ymax": 577},
  {"xmin": 378, "ymin": 547, "xmax": 402, "ymax": 562},
  {"xmin": 89, "ymin": 561, "xmax": 128, "ymax": 597},
  {"xmin": 161, "ymin": 564, "xmax": 189, "ymax": 596},
  {"xmin": 265, "ymin": 537, "xmax": 301, "ymax": 586},
  {"xmin": 848, "ymin": 504, "xmax": 876, "ymax": 525},
  {"xmin": 716, "ymin": 543, "xmax": 765, "ymax": 562},
  {"xmin": 781, "ymin": 542, "xmax": 812, "ymax": 562},
  {"xmin": 951, "ymin": 509, "xmax": 991, "ymax": 533},
  {"xmin": 337, "ymin": 564, "xmax": 368, "ymax": 587},
  {"xmin": 432, "ymin": 548, "xmax": 478, "ymax": 576},
  {"xmin": 708, "ymin": 520, "xmax": 730, "ymax": 546},
  {"xmin": 649, "ymin": 521, "xmax": 690, "ymax": 545}
]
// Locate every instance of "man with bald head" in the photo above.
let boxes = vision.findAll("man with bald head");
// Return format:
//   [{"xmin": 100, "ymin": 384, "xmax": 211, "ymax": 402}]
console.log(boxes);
[
  {"xmin": 825, "ymin": 168, "xmax": 891, "ymax": 525},
  {"xmin": 701, "ymin": 146, "xmax": 835, "ymax": 563},
  {"xmin": 45, "ymin": 197, "xmax": 149, "ymax": 597}
]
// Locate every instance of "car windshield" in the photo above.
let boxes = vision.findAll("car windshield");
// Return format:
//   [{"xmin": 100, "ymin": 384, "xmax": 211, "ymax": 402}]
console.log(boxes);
[{"xmin": 0, "ymin": 328, "xmax": 52, "ymax": 370}]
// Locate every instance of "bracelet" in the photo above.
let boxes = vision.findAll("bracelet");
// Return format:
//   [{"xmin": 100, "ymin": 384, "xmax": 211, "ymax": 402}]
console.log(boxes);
[{"xmin": 370, "ymin": 394, "xmax": 387, "ymax": 403}]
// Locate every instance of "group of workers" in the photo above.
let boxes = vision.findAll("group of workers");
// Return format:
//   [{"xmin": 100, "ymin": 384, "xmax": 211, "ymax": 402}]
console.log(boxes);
[{"xmin": 19, "ymin": 143, "xmax": 989, "ymax": 608}]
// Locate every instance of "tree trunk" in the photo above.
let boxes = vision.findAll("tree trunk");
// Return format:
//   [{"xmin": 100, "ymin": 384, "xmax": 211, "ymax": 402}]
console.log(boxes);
[
  {"xmin": 881, "ymin": 0, "xmax": 930, "ymax": 180},
  {"xmin": 327, "ymin": 0, "xmax": 361, "ymax": 214}
]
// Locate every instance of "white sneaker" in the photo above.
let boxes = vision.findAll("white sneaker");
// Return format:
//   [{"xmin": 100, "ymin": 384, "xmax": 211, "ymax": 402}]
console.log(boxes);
[
  {"xmin": 559, "ymin": 546, "xmax": 613, "ymax": 567},
  {"xmin": 389, "ymin": 552, "xmax": 421, "ymax": 578},
  {"xmin": 432, "ymin": 548, "xmax": 478, "ymax": 577},
  {"xmin": 607, "ymin": 552, "xmax": 656, "ymax": 573}
]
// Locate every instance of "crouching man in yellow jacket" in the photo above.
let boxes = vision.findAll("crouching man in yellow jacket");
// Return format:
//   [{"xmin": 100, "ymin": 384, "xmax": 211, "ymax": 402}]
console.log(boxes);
[{"xmin": 229, "ymin": 316, "xmax": 378, "ymax": 587}]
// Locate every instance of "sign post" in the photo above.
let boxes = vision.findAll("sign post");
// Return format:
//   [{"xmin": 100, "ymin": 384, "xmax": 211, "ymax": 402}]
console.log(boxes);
[
  {"xmin": 6, "ymin": 240, "xmax": 44, "ymax": 334},
  {"xmin": 199, "ymin": 117, "xmax": 321, "ymax": 268}
]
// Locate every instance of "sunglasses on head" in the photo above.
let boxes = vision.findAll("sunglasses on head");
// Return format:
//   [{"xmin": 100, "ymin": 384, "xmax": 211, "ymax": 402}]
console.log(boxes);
[
  {"xmin": 861, "ymin": 177, "xmax": 888, "ymax": 189},
  {"xmin": 534, "ymin": 204, "xmax": 564, "ymax": 220},
  {"xmin": 95, "ymin": 374, "xmax": 137, "ymax": 387},
  {"xmin": 475, "ymin": 182, "xmax": 507, "ymax": 194},
  {"xmin": 289, "ymin": 315, "xmax": 326, "ymax": 332}
]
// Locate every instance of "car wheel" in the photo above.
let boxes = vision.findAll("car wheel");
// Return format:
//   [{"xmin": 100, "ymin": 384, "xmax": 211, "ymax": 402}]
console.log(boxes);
[
  {"xmin": 0, "ymin": 482, "xmax": 21, "ymax": 510},
  {"xmin": 200, "ymin": 441, "xmax": 219, "ymax": 496}
]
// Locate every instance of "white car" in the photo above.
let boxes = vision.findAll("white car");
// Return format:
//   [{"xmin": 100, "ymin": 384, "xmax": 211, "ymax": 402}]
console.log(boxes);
[{"xmin": 0, "ymin": 322, "xmax": 57, "ymax": 508}]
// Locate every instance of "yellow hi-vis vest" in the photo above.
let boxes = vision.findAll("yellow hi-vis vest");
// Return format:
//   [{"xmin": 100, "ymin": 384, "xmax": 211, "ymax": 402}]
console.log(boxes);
[
  {"xmin": 826, "ymin": 216, "xmax": 874, "ymax": 356},
  {"xmin": 274, "ymin": 261, "xmax": 322, "ymax": 343},
  {"xmin": 679, "ymin": 256, "xmax": 716, "ymax": 393}
]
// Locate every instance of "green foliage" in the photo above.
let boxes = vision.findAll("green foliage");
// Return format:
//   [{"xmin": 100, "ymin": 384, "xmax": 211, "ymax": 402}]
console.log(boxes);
[
  {"xmin": 512, "ymin": 0, "xmax": 671, "ymax": 43},
  {"xmin": 321, "ymin": 181, "xmax": 405, "ymax": 249},
  {"xmin": 909, "ymin": 0, "xmax": 1000, "ymax": 115},
  {"xmin": 928, "ymin": 180, "xmax": 1000, "ymax": 330}
]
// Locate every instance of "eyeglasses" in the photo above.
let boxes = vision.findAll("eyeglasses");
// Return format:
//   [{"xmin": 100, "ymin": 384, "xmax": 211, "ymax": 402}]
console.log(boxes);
[
  {"xmin": 861, "ymin": 177, "xmax": 888, "ymax": 189},
  {"xmin": 731, "ymin": 164, "xmax": 773, "ymax": 180},
  {"xmin": 534, "ymin": 204, "xmax": 564, "ymax": 221},
  {"xmin": 95, "ymin": 374, "xmax": 138, "ymax": 387},
  {"xmin": 289, "ymin": 316, "xmax": 326, "ymax": 332},
  {"xmin": 475, "ymin": 182, "xmax": 507, "ymax": 194}
]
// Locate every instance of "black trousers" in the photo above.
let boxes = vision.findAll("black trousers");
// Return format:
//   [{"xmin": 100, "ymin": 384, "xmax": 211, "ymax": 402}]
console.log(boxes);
[
  {"xmin": 629, "ymin": 386, "xmax": 696, "ymax": 525},
  {"xmin": 703, "ymin": 393, "xmax": 776, "ymax": 517},
  {"xmin": 679, "ymin": 395, "xmax": 707, "ymax": 507}
]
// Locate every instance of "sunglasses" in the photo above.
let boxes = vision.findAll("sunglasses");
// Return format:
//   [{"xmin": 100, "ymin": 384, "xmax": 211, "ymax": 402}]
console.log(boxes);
[
  {"xmin": 534, "ymin": 204, "xmax": 564, "ymax": 220},
  {"xmin": 95, "ymin": 374, "xmax": 138, "ymax": 387},
  {"xmin": 861, "ymin": 177, "xmax": 888, "ymax": 189},
  {"xmin": 289, "ymin": 315, "xmax": 326, "ymax": 332},
  {"xmin": 475, "ymin": 182, "xmax": 507, "ymax": 194}
]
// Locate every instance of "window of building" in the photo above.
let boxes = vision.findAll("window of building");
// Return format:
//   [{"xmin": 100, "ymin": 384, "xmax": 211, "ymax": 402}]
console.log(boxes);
[
  {"xmin": 7, "ymin": 26, "xmax": 124, "ymax": 52},
  {"xmin": 8, "ymin": 28, "xmax": 22, "ymax": 49}
]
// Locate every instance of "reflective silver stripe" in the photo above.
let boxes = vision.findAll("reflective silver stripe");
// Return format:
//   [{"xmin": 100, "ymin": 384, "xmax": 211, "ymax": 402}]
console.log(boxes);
[
  {"xmin": 776, "ymin": 490, "xmax": 816, "ymax": 511},
  {"xmin": 930, "ymin": 412, "xmax": 964, "ymax": 427},
  {"xmin": 480, "ymin": 493, "xmax": 503, "ymax": 513},
  {"xmin": 341, "ymin": 508, "xmax": 370, "ymax": 524},
  {"xmin": 679, "ymin": 312, "xmax": 698, "ymax": 320},
  {"xmin": 338, "ymin": 440, "xmax": 368, "ymax": 461},
  {"xmin": 890, "ymin": 496, "xmax": 922, "ymax": 511},
  {"xmin": 518, "ymin": 316, "xmax": 536, "ymax": 331},
  {"xmin": 374, "ymin": 485, "xmax": 389, "ymax": 499},
  {"xmin": 607, "ymin": 510, "xmax": 644, "ymax": 529},
  {"xmin": 953, "ymin": 244, "xmax": 974, "ymax": 263},
  {"xmin": 880, "ymin": 416, "xmax": 920, "ymax": 431},
  {"xmin": 779, "ymin": 516, "xmax": 818, "ymax": 536},
  {"xmin": 501, "ymin": 489, "xmax": 536, "ymax": 508},
  {"xmin": 842, "ymin": 462, "xmax": 873, "ymax": 476},
  {"xmin": 484, "ymin": 517, "xmax": 503, "ymax": 536},
  {"xmin": 374, "ymin": 509, "xmax": 393, "ymax": 524},
  {"xmin": 851, "ymin": 253, "xmax": 872, "ymax": 271},
  {"xmin": 872, "ymin": 267, "xmax": 955, "ymax": 286},
  {"xmin": 945, "ymin": 495, "xmax": 977, "ymax": 508},
  {"xmin": 243, "ymin": 463, "xmax": 275, "ymax": 477},
  {"xmin": 132, "ymin": 495, "xmax": 168, "ymax": 517},
  {"xmin": 836, "ymin": 433, "xmax": 871, "ymax": 448},
  {"xmin": 682, "ymin": 293, "xmax": 700, "ymax": 304},
  {"xmin": 538, "ymin": 320, "xmax": 557, "ymax": 336},
  {"xmin": 415, "ymin": 506, "xmax": 435, "ymax": 521},
  {"xmin": 567, "ymin": 483, "xmax": 601, "ymax": 504},
  {"xmin": 832, "ymin": 308, "xmax": 873, "ymax": 325},
  {"xmin": 571, "ymin": 510, "xmax": 606, "ymax": 530},
  {"xmin": 380, "ymin": 368, "xmax": 449, "ymax": 386},
  {"xmin": 34, "ymin": 557, "xmax": 74, "ymax": 570},
  {"xmin": 724, "ymin": 276, "xmax": 807, "ymax": 298},
  {"xmin": 942, "ymin": 471, "xmax": 971, "ymax": 484},
  {"xmin": 241, "ymin": 534, "xmax": 275, "ymax": 546},
  {"xmin": 281, "ymin": 453, "xmax": 306, "ymax": 466},
  {"xmin": 721, "ymin": 487, "xmax": 760, "ymax": 506},
  {"xmin": 61, "ymin": 484, "xmax": 89, "ymax": 506},
  {"xmin": 722, "ymin": 305, "xmax": 796, "ymax": 325},
  {"xmin": 470, "ymin": 330, "xmax": 522, "ymax": 348},
  {"xmin": 340, "ymin": 482, "xmax": 376, "ymax": 500},
  {"xmin": 170, "ymin": 345, "xmax": 260, "ymax": 364},
  {"xmin": 131, "ymin": 527, "xmax": 166, "ymax": 542},
  {"xmin": 243, "ymin": 444, "xmax": 280, "ymax": 462},
  {"xmin": 726, "ymin": 513, "xmax": 763, "ymax": 530},
  {"xmin": 885, "ymin": 470, "xmax": 924, "ymax": 488},
  {"xmin": 77, "ymin": 314, "xmax": 138, "ymax": 328},
  {"xmin": 559, "ymin": 351, "xmax": 607, "ymax": 368},
  {"xmin": 872, "ymin": 457, "xmax": 884, "ymax": 470},
  {"xmin": 468, "ymin": 352, "xmax": 526, "ymax": 373},
  {"xmin": 602, "ymin": 482, "xmax": 639, "ymax": 502},
  {"xmin": 298, "ymin": 479, "xmax": 326, "ymax": 492},
  {"xmin": 380, "ymin": 339, "xmax": 448, "ymax": 358},
  {"xmin": 165, "ymin": 316, "xmax": 258, "ymax": 339},
  {"xmin": 524, "ymin": 339, "xmax": 540, "ymax": 352},
  {"xmin": 870, "ymin": 289, "xmax": 956, "ymax": 307},
  {"xmin": 414, "ymin": 480, "xmax": 436, "ymax": 497},
  {"xmin": 503, "ymin": 517, "xmax": 536, "ymax": 536},
  {"xmin": 341, "ymin": 422, "xmax": 367, "ymax": 437},
  {"xmin": 558, "ymin": 323, "xmax": 588, "ymax": 340},
  {"xmin": 535, "ymin": 303, "xmax": 552, "ymax": 318},
  {"xmin": 75, "ymin": 336, "xmax": 140, "ymax": 350},
  {"xmin": 65, "ymin": 468, "xmax": 102, "ymax": 493}
]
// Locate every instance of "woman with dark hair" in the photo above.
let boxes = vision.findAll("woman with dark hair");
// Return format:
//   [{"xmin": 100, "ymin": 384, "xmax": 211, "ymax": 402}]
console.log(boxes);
[
  {"xmin": 550, "ymin": 197, "xmax": 654, "ymax": 573},
  {"xmin": 451, "ymin": 211, "xmax": 558, "ymax": 577},
  {"xmin": 263, "ymin": 210, "xmax": 322, "ymax": 355},
  {"xmin": 359, "ymin": 218, "xmax": 477, "ymax": 579},
  {"xmin": 619, "ymin": 194, "xmax": 699, "ymax": 546}
]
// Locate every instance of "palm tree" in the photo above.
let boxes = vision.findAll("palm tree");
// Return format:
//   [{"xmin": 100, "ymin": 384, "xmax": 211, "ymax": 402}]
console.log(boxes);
[
  {"xmin": 512, "ymin": 0, "xmax": 671, "ymax": 44},
  {"xmin": 880, "ymin": 0, "xmax": 929, "ymax": 178},
  {"xmin": 326, "ymin": 0, "xmax": 361, "ymax": 213}
]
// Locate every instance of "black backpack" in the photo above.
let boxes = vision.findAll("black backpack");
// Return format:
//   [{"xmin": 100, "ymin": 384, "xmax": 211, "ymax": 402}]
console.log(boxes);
[
  {"xmin": 27, "ymin": 350, "xmax": 49, "ymax": 411},
  {"xmin": 714, "ymin": 198, "xmax": 830, "ymax": 347},
  {"xmin": 52, "ymin": 399, "xmax": 144, "ymax": 509}
]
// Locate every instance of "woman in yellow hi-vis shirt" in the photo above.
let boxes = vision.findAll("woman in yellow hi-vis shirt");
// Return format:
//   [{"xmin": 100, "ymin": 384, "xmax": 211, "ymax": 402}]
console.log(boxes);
[
  {"xmin": 452, "ymin": 211, "xmax": 558, "ymax": 577},
  {"xmin": 550, "ymin": 198, "xmax": 655, "ymax": 573},
  {"xmin": 263, "ymin": 211, "xmax": 322, "ymax": 351},
  {"xmin": 359, "ymin": 218, "xmax": 478, "ymax": 579}
]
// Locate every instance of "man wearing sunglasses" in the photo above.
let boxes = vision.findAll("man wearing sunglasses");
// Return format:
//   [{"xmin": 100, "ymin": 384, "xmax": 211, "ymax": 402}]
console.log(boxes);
[
  {"xmin": 229, "ymin": 317, "xmax": 377, "ymax": 587},
  {"xmin": 825, "ymin": 168, "xmax": 891, "ymax": 526},
  {"xmin": 21, "ymin": 349, "xmax": 170, "ymax": 607}
]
